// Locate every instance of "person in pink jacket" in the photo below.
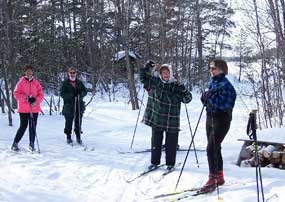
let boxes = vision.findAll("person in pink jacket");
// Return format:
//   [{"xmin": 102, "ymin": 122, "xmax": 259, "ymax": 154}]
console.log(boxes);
[{"xmin": 11, "ymin": 65, "xmax": 44, "ymax": 151}]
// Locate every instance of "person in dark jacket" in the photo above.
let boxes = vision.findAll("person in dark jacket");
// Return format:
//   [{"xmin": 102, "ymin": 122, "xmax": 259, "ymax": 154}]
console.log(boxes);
[
  {"xmin": 60, "ymin": 67, "xmax": 87, "ymax": 145},
  {"xmin": 140, "ymin": 61, "xmax": 192, "ymax": 171},
  {"xmin": 200, "ymin": 59, "xmax": 236, "ymax": 192}
]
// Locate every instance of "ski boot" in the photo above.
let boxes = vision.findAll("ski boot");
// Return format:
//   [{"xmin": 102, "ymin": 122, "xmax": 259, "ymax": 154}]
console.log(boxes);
[
  {"xmin": 11, "ymin": 142, "xmax": 20, "ymax": 151},
  {"xmin": 166, "ymin": 165, "xmax": 175, "ymax": 171},
  {"xmin": 66, "ymin": 134, "xmax": 73, "ymax": 144},
  {"xmin": 29, "ymin": 142, "xmax": 35, "ymax": 151},
  {"xmin": 199, "ymin": 174, "xmax": 217, "ymax": 193},
  {"xmin": 148, "ymin": 164, "xmax": 158, "ymax": 170},
  {"xmin": 76, "ymin": 138, "xmax": 82, "ymax": 145},
  {"xmin": 217, "ymin": 170, "xmax": 225, "ymax": 186},
  {"xmin": 76, "ymin": 134, "xmax": 82, "ymax": 145}
]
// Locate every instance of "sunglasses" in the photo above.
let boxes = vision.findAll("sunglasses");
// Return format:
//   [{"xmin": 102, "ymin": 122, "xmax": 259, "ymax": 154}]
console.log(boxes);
[
  {"xmin": 209, "ymin": 67, "xmax": 217, "ymax": 71},
  {"xmin": 69, "ymin": 71, "xmax": 76, "ymax": 74}
]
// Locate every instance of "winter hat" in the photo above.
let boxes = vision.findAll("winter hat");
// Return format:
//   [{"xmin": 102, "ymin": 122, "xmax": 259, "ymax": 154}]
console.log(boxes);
[
  {"xmin": 159, "ymin": 64, "xmax": 176, "ymax": 83},
  {"xmin": 24, "ymin": 65, "xmax": 34, "ymax": 71},
  {"xmin": 208, "ymin": 59, "xmax": 228, "ymax": 75}
]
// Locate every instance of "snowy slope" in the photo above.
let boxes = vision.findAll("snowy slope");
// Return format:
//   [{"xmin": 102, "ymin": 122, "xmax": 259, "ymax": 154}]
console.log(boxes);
[{"xmin": 0, "ymin": 84, "xmax": 284, "ymax": 202}]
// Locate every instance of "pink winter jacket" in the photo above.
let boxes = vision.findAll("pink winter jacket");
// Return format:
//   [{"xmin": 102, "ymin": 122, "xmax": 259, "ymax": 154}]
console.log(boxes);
[{"xmin": 13, "ymin": 76, "xmax": 44, "ymax": 113}]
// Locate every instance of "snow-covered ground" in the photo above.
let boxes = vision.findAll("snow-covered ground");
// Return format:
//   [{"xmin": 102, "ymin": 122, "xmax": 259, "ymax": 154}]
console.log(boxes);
[{"xmin": 0, "ymin": 81, "xmax": 284, "ymax": 202}]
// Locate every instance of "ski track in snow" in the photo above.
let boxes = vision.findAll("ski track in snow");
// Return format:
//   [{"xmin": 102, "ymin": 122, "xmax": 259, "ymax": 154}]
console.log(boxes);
[{"xmin": 0, "ymin": 89, "xmax": 285, "ymax": 202}]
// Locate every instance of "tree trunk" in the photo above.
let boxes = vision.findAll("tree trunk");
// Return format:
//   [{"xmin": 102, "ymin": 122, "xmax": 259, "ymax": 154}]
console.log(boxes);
[
  {"xmin": 276, "ymin": 0, "xmax": 285, "ymax": 84},
  {"xmin": 3, "ymin": 66, "xmax": 13, "ymax": 126},
  {"xmin": 2, "ymin": 0, "xmax": 17, "ymax": 109},
  {"xmin": 142, "ymin": 0, "xmax": 152, "ymax": 59},
  {"xmin": 60, "ymin": 0, "xmax": 69, "ymax": 64},
  {"xmin": 124, "ymin": 0, "xmax": 139, "ymax": 110},
  {"xmin": 159, "ymin": 1, "xmax": 167, "ymax": 63},
  {"xmin": 253, "ymin": 0, "xmax": 272, "ymax": 128},
  {"xmin": 186, "ymin": 16, "xmax": 195, "ymax": 89},
  {"xmin": 195, "ymin": 0, "xmax": 204, "ymax": 81},
  {"xmin": 0, "ymin": 78, "xmax": 6, "ymax": 113}
]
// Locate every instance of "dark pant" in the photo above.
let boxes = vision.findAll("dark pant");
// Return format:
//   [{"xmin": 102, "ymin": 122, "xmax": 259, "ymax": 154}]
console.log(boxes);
[
  {"xmin": 206, "ymin": 112, "xmax": 231, "ymax": 174},
  {"xmin": 151, "ymin": 128, "xmax": 178, "ymax": 166},
  {"xmin": 14, "ymin": 113, "xmax": 38, "ymax": 144},
  {"xmin": 64, "ymin": 106, "xmax": 83, "ymax": 139}
]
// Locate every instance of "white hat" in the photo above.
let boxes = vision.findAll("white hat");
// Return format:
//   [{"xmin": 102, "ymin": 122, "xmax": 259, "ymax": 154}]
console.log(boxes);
[{"xmin": 159, "ymin": 64, "xmax": 176, "ymax": 83}]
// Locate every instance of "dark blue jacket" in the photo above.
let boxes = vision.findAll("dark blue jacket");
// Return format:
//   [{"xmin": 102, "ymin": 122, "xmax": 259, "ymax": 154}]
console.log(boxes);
[{"xmin": 204, "ymin": 74, "xmax": 236, "ymax": 113}]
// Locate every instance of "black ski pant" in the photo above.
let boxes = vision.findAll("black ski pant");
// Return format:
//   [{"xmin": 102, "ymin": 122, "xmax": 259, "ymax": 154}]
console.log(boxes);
[
  {"xmin": 64, "ymin": 112, "xmax": 83, "ymax": 140},
  {"xmin": 206, "ymin": 111, "xmax": 232, "ymax": 174},
  {"xmin": 14, "ymin": 113, "xmax": 38, "ymax": 144},
  {"xmin": 151, "ymin": 128, "xmax": 178, "ymax": 166}
]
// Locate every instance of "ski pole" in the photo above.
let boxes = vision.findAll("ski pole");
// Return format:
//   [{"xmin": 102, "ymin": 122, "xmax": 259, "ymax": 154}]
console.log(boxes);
[
  {"xmin": 258, "ymin": 162, "xmax": 265, "ymax": 202},
  {"xmin": 72, "ymin": 96, "xmax": 77, "ymax": 147},
  {"xmin": 130, "ymin": 89, "xmax": 145, "ymax": 149},
  {"xmin": 77, "ymin": 94, "xmax": 82, "ymax": 143},
  {"xmin": 255, "ymin": 138, "xmax": 265, "ymax": 202},
  {"xmin": 29, "ymin": 104, "xmax": 40, "ymax": 153},
  {"xmin": 248, "ymin": 110, "xmax": 265, "ymax": 202},
  {"xmin": 184, "ymin": 103, "xmax": 199, "ymax": 168},
  {"xmin": 175, "ymin": 105, "xmax": 205, "ymax": 190}
]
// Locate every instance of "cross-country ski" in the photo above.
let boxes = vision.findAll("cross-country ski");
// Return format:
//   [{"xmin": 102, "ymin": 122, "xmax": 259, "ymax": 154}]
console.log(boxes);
[
  {"xmin": 117, "ymin": 147, "xmax": 205, "ymax": 154},
  {"xmin": 126, "ymin": 164, "xmax": 166, "ymax": 183}
]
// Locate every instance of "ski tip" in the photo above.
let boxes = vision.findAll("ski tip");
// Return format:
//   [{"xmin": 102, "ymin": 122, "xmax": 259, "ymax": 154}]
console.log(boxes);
[
  {"xmin": 126, "ymin": 179, "xmax": 133, "ymax": 183},
  {"xmin": 153, "ymin": 191, "xmax": 181, "ymax": 199}
]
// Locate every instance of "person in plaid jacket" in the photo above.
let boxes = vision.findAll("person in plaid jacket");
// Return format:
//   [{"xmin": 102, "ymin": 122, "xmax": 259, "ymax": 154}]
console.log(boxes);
[
  {"xmin": 140, "ymin": 61, "xmax": 192, "ymax": 170},
  {"xmin": 200, "ymin": 59, "xmax": 236, "ymax": 193}
]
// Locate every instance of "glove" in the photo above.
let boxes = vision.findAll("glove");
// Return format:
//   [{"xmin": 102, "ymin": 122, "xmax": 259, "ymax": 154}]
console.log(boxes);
[
  {"xmin": 200, "ymin": 90, "xmax": 211, "ymax": 104},
  {"xmin": 178, "ymin": 83, "xmax": 187, "ymax": 92},
  {"xmin": 27, "ymin": 96, "xmax": 36, "ymax": 104},
  {"xmin": 144, "ymin": 60, "xmax": 155, "ymax": 69}
]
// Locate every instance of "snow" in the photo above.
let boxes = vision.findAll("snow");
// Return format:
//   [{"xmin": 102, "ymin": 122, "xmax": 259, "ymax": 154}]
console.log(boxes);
[{"xmin": 0, "ymin": 85, "xmax": 285, "ymax": 202}]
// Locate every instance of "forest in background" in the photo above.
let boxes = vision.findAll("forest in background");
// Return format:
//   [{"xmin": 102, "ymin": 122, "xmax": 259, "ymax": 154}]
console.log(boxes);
[{"xmin": 0, "ymin": 0, "xmax": 284, "ymax": 128}]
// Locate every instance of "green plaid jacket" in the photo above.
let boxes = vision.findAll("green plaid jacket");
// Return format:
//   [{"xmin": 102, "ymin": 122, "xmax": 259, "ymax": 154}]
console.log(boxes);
[{"xmin": 140, "ymin": 67, "xmax": 192, "ymax": 132}]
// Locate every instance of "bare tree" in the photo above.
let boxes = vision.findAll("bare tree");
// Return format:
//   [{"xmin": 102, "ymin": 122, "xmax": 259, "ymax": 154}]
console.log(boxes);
[{"xmin": 123, "ymin": 0, "xmax": 139, "ymax": 109}]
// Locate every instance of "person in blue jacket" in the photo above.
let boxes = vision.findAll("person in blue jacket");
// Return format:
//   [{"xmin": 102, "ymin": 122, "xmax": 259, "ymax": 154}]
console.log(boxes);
[{"xmin": 200, "ymin": 59, "xmax": 236, "ymax": 193}]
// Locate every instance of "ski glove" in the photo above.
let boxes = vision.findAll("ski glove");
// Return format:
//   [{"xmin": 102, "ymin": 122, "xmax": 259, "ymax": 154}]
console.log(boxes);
[
  {"xmin": 27, "ymin": 96, "xmax": 36, "ymax": 104},
  {"xmin": 200, "ymin": 90, "xmax": 212, "ymax": 104},
  {"xmin": 178, "ymin": 83, "xmax": 187, "ymax": 93},
  {"xmin": 144, "ymin": 60, "xmax": 155, "ymax": 69}
]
